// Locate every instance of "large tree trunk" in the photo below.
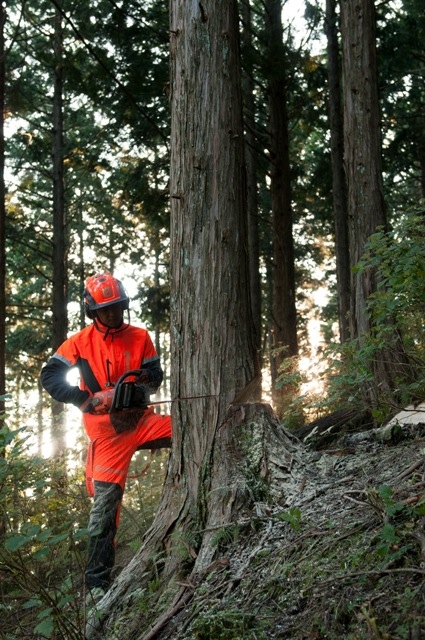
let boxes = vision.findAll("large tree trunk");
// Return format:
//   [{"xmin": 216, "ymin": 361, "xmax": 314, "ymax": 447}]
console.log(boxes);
[
  {"xmin": 341, "ymin": 0, "xmax": 415, "ymax": 405},
  {"xmin": 325, "ymin": 0, "xmax": 350, "ymax": 343},
  {"xmin": 265, "ymin": 0, "xmax": 298, "ymax": 411},
  {"xmin": 85, "ymin": 2, "xmax": 301, "ymax": 637},
  {"xmin": 341, "ymin": 0, "xmax": 386, "ymax": 337},
  {"xmin": 167, "ymin": 0, "xmax": 258, "ymax": 571}
]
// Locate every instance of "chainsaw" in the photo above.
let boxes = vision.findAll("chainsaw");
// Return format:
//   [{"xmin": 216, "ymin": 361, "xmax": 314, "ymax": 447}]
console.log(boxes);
[
  {"xmin": 89, "ymin": 370, "xmax": 259, "ymax": 414},
  {"xmin": 90, "ymin": 369, "xmax": 149, "ymax": 414}
]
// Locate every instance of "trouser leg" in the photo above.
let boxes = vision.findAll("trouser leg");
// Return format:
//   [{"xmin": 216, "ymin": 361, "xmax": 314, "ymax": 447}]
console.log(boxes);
[
  {"xmin": 134, "ymin": 412, "xmax": 172, "ymax": 450},
  {"xmin": 85, "ymin": 480, "xmax": 123, "ymax": 590}
]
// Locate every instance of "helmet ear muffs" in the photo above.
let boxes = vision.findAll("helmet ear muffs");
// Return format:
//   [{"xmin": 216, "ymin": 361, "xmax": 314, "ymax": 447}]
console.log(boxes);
[{"xmin": 83, "ymin": 289, "xmax": 95, "ymax": 319}]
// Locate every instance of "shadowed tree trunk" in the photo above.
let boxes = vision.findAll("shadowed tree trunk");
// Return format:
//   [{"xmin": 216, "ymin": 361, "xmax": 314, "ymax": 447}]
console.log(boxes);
[
  {"xmin": 52, "ymin": 4, "xmax": 67, "ymax": 353},
  {"xmin": 265, "ymin": 0, "xmax": 298, "ymax": 412},
  {"xmin": 325, "ymin": 0, "xmax": 350, "ymax": 343},
  {"xmin": 51, "ymin": 4, "xmax": 67, "ymax": 463},
  {"xmin": 241, "ymin": 0, "xmax": 262, "ymax": 397},
  {"xmin": 0, "ymin": 2, "xmax": 5, "ymax": 408},
  {"xmin": 0, "ymin": 1, "xmax": 6, "ymax": 538}
]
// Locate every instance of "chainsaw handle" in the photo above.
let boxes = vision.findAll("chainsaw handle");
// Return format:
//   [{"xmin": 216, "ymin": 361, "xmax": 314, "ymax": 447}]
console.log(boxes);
[{"xmin": 110, "ymin": 369, "xmax": 143, "ymax": 412}]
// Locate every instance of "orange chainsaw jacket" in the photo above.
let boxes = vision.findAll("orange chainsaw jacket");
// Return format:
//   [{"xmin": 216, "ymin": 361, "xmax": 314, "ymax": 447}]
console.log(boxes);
[{"xmin": 40, "ymin": 322, "xmax": 163, "ymax": 440}]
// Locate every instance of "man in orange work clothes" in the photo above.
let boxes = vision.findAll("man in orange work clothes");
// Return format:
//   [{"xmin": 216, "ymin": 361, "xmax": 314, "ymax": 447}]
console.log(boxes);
[{"xmin": 40, "ymin": 273, "xmax": 172, "ymax": 598}]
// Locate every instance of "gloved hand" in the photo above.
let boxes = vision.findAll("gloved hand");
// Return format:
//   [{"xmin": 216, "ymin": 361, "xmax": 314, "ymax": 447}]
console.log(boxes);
[
  {"xmin": 132, "ymin": 384, "xmax": 149, "ymax": 408},
  {"xmin": 135, "ymin": 370, "xmax": 150, "ymax": 385},
  {"xmin": 80, "ymin": 388, "xmax": 115, "ymax": 414}
]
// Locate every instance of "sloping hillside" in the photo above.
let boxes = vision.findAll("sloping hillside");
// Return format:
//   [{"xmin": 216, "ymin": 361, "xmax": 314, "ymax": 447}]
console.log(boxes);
[{"xmin": 89, "ymin": 413, "xmax": 425, "ymax": 640}]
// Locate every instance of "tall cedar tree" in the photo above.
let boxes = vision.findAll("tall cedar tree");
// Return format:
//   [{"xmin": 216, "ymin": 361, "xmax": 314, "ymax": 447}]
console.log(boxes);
[
  {"xmin": 83, "ymin": 2, "xmax": 304, "ymax": 636},
  {"xmin": 0, "ymin": 3, "xmax": 5, "ymax": 408},
  {"xmin": 168, "ymin": 0, "xmax": 259, "ymax": 568},
  {"xmin": 266, "ymin": 0, "xmax": 298, "ymax": 407},
  {"xmin": 241, "ymin": 0, "xmax": 262, "ymax": 389},
  {"xmin": 341, "ymin": 0, "xmax": 416, "ymax": 405},
  {"xmin": 325, "ymin": 0, "xmax": 350, "ymax": 343}
]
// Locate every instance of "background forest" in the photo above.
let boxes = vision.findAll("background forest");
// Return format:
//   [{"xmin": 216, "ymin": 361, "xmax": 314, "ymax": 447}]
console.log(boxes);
[{"xmin": 1, "ymin": 0, "xmax": 425, "ymax": 638}]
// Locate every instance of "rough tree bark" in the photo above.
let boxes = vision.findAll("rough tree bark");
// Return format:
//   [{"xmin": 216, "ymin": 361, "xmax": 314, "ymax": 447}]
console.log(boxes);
[
  {"xmin": 265, "ymin": 0, "xmax": 298, "ymax": 409},
  {"xmin": 325, "ymin": 0, "xmax": 350, "ymax": 343},
  {"xmin": 340, "ymin": 0, "xmax": 416, "ymax": 405},
  {"xmin": 86, "ymin": 2, "xmax": 303, "ymax": 638},
  {"xmin": 241, "ymin": 0, "xmax": 262, "ymax": 391},
  {"xmin": 167, "ymin": 0, "xmax": 260, "ymax": 572},
  {"xmin": 341, "ymin": 0, "xmax": 386, "ymax": 337}
]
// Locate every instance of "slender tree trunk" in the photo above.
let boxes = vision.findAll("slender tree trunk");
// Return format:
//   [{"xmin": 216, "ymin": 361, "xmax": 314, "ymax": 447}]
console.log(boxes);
[
  {"xmin": 241, "ymin": 0, "xmax": 262, "ymax": 396},
  {"xmin": 77, "ymin": 206, "xmax": 86, "ymax": 329},
  {"xmin": 0, "ymin": 2, "xmax": 6, "ymax": 538},
  {"xmin": 52, "ymin": 6, "xmax": 67, "ymax": 352},
  {"xmin": 420, "ymin": 154, "xmax": 425, "ymax": 199},
  {"xmin": 325, "ymin": 0, "xmax": 350, "ymax": 343},
  {"xmin": 341, "ymin": 0, "xmax": 415, "ymax": 405},
  {"xmin": 265, "ymin": 0, "xmax": 298, "ymax": 410},
  {"xmin": 153, "ymin": 246, "xmax": 161, "ymax": 357},
  {"xmin": 107, "ymin": 226, "xmax": 116, "ymax": 273},
  {"xmin": 0, "ymin": 2, "xmax": 5, "ymax": 408},
  {"xmin": 419, "ymin": 151, "xmax": 425, "ymax": 198},
  {"xmin": 51, "ymin": 5, "xmax": 67, "ymax": 460},
  {"xmin": 411, "ymin": 74, "xmax": 425, "ymax": 199}
]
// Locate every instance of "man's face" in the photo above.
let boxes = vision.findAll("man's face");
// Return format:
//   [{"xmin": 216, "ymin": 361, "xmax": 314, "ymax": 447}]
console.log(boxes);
[{"xmin": 96, "ymin": 302, "xmax": 124, "ymax": 328}]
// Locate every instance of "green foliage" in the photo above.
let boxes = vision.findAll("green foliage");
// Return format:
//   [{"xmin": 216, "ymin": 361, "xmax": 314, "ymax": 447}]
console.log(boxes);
[
  {"xmin": 365, "ymin": 484, "xmax": 421, "ymax": 566},
  {"xmin": 169, "ymin": 522, "xmax": 201, "ymax": 565},
  {"xmin": 277, "ymin": 507, "xmax": 303, "ymax": 532},
  {"xmin": 346, "ymin": 207, "xmax": 425, "ymax": 408},
  {"xmin": 0, "ymin": 422, "xmax": 168, "ymax": 639},
  {"xmin": 5, "ymin": 0, "xmax": 172, "ymax": 400},
  {"xmin": 282, "ymin": 207, "xmax": 425, "ymax": 422},
  {"xmin": 210, "ymin": 525, "xmax": 240, "ymax": 551},
  {"xmin": 275, "ymin": 354, "xmax": 302, "ymax": 389},
  {"xmin": 377, "ymin": 0, "xmax": 425, "ymax": 212},
  {"xmin": 377, "ymin": 484, "xmax": 405, "ymax": 518},
  {"xmin": 0, "ymin": 424, "xmax": 91, "ymax": 638}
]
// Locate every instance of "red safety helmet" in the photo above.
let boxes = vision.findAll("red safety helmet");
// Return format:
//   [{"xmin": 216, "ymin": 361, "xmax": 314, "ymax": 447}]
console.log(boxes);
[{"xmin": 83, "ymin": 273, "xmax": 129, "ymax": 319}]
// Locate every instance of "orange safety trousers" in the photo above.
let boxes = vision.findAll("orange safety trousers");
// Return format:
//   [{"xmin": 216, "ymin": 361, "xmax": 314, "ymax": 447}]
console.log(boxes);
[
  {"xmin": 84, "ymin": 408, "xmax": 171, "ymax": 589},
  {"xmin": 85, "ymin": 407, "xmax": 172, "ymax": 497}
]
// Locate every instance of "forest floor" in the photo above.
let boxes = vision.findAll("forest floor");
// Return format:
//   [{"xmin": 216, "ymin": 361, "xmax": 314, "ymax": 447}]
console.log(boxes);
[
  {"xmin": 117, "ymin": 418, "xmax": 424, "ymax": 640},
  {"xmin": 92, "ymin": 411, "xmax": 425, "ymax": 640}
]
